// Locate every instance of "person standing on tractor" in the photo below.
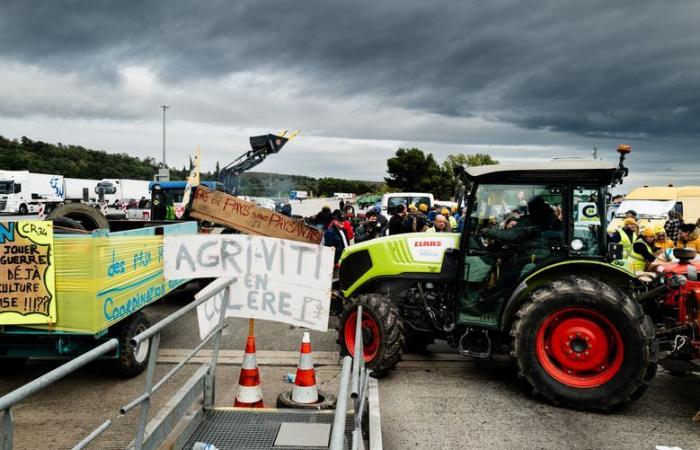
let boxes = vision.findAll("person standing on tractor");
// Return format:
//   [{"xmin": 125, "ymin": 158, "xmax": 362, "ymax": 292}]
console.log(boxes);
[
  {"xmin": 609, "ymin": 217, "xmax": 638, "ymax": 257},
  {"xmin": 629, "ymin": 228, "xmax": 658, "ymax": 272},
  {"xmin": 676, "ymin": 223, "xmax": 700, "ymax": 252}
]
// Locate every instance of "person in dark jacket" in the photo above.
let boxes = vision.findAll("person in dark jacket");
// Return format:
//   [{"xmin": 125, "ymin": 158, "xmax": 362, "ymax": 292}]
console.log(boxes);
[{"xmin": 388, "ymin": 204, "xmax": 407, "ymax": 235}]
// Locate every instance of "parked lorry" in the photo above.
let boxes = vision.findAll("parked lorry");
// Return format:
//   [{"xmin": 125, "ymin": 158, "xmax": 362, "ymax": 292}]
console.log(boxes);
[
  {"xmin": 335, "ymin": 145, "xmax": 670, "ymax": 411},
  {"xmin": 607, "ymin": 185, "xmax": 700, "ymax": 233},
  {"xmin": 290, "ymin": 190, "xmax": 309, "ymax": 200},
  {"xmin": 96, "ymin": 178, "xmax": 151, "ymax": 206},
  {"xmin": 64, "ymin": 177, "xmax": 101, "ymax": 202},
  {"xmin": 0, "ymin": 170, "xmax": 64, "ymax": 214}
]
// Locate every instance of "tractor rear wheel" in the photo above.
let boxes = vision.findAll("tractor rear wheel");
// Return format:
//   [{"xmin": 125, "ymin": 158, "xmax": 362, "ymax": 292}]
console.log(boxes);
[
  {"xmin": 337, "ymin": 294, "xmax": 405, "ymax": 377},
  {"xmin": 511, "ymin": 276, "xmax": 657, "ymax": 410}
]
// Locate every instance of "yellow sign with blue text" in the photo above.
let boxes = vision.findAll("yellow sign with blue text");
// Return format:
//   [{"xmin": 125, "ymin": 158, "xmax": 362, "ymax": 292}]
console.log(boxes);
[{"xmin": 0, "ymin": 221, "xmax": 57, "ymax": 325}]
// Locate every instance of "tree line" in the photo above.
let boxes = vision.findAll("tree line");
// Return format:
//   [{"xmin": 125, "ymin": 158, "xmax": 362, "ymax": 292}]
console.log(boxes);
[{"xmin": 0, "ymin": 135, "xmax": 498, "ymax": 200}]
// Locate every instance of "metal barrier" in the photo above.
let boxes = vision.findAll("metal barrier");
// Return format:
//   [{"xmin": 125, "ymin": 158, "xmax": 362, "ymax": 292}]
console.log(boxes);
[
  {"xmin": 0, "ymin": 277, "xmax": 234, "ymax": 450},
  {"xmin": 0, "ymin": 278, "xmax": 381, "ymax": 450},
  {"xmin": 329, "ymin": 305, "xmax": 379, "ymax": 450}
]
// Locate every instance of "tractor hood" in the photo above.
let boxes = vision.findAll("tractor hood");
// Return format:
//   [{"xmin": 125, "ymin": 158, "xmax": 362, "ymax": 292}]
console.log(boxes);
[{"xmin": 338, "ymin": 232, "xmax": 460, "ymax": 296}]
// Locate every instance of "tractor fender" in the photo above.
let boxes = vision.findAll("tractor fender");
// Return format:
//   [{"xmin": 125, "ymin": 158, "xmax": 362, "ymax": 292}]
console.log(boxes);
[{"xmin": 499, "ymin": 260, "xmax": 637, "ymax": 331}]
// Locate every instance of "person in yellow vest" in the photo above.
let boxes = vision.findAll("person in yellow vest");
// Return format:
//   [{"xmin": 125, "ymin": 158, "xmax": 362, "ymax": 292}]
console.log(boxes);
[
  {"xmin": 609, "ymin": 217, "xmax": 638, "ymax": 257},
  {"xmin": 629, "ymin": 227, "xmax": 658, "ymax": 272},
  {"xmin": 441, "ymin": 207, "xmax": 458, "ymax": 230}
]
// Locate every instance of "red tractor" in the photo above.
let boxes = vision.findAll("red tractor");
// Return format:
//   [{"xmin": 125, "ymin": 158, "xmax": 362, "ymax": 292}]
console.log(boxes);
[{"xmin": 646, "ymin": 248, "xmax": 700, "ymax": 376}]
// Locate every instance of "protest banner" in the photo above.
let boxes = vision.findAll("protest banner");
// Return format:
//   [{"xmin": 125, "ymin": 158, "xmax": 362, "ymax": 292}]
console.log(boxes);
[
  {"xmin": 0, "ymin": 221, "xmax": 56, "ymax": 324},
  {"xmin": 189, "ymin": 186, "xmax": 322, "ymax": 244},
  {"xmin": 163, "ymin": 235, "xmax": 334, "ymax": 337}
]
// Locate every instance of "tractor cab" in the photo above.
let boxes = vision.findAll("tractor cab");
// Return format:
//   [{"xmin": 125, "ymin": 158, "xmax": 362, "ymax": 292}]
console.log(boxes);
[{"xmin": 458, "ymin": 159, "xmax": 622, "ymax": 325}]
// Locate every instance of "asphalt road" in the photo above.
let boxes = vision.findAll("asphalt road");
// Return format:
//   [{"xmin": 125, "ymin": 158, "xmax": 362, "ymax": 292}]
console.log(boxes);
[{"xmin": 1, "ymin": 282, "xmax": 698, "ymax": 449}]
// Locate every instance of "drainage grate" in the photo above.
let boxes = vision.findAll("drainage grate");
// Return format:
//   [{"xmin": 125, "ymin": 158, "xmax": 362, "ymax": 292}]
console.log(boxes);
[{"xmin": 181, "ymin": 408, "xmax": 355, "ymax": 450}]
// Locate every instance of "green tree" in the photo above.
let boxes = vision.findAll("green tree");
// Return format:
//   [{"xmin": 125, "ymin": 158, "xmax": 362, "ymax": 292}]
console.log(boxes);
[
  {"xmin": 385, "ymin": 148, "xmax": 453, "ymax": 198},
  {"xmin": 442, "ymin": 153, "xmax": 498, "ymax": 177}
]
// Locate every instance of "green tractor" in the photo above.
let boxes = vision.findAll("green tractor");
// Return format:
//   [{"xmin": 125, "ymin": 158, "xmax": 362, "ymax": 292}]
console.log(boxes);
[{"xmin": 336, "ymin": 145, "xmax": 658, "ymax": 410}]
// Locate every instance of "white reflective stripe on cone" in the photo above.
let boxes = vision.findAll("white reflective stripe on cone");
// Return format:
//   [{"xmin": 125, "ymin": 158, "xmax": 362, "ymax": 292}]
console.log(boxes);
[
  {"xmin": 297, "ymin": 352, "xmax": 314, "ymax": 370},
  {"xmin": 292, "ymin": 385, "xmax": 319, "ymax": 404},
  {"xmin": 236, "ymin": 385, "xmax": 263, "ymax": 402},
  {"xmin": 241, "ymin": 352, "xmax": 258, "ymax": 369}
]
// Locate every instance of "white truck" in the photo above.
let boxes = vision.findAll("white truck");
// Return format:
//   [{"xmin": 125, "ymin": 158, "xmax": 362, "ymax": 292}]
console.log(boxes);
[
  {"xmin": 380, "ymin": 192, "xmax": 434, "ymax": 219},
  {"xmin": 64, "ymin": 178, "xmax": 102, "ymax": 202},
  {"xmin": 96, "ymin": 179, "xmax": 151, "ymax": 206},
  {"xmin": 290, "ymin": 190, "xmax": 309, "ymax": 201},
  {"xmin": 0, "ymin": 170, "xmax": 66, "ymax": 214}
]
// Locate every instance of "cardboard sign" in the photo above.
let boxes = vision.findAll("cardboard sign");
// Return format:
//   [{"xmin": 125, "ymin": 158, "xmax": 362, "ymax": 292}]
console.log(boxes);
[
  {"xmin": 0, "ymin": 221, "xmax": 56, "ymax": 324},
  {"xmin": 162, "ymin": 234, "xmax": 334, "ymax": 337},
  {"xmin": 195, "ymin": 276, "xmax": 331, "ymax": 339},
  {"xmin": 406, "ymin": 235, "xmax": 458, "ymax": 263},
  {"xmin": 190, "ymin": 186, "xmax": 322, "ymax": 244}
]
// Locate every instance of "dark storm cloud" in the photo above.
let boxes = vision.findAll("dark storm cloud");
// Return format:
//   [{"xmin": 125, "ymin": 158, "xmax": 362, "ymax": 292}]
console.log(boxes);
[{"xmin": 2, "ymin": 0, "xmax": 699, "ymax": 138}]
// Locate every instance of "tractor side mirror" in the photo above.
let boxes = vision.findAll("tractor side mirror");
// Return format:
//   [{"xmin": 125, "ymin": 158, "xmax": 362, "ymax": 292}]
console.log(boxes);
[{"xmin": 608, "ymin": 243, "xmax": 623, "ymax": 260}]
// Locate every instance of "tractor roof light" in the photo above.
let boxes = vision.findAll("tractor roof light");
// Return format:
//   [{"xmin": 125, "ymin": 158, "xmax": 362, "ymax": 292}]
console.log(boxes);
[{"xmin": 616, "ymin": 144, "xmax": 632, "ymax": 155}]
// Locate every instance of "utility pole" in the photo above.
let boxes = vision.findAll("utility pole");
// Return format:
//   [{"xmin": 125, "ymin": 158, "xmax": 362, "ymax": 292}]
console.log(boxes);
[{"xmin": 161, "ymin": 105, "xmax": 170, "ymax": 167}]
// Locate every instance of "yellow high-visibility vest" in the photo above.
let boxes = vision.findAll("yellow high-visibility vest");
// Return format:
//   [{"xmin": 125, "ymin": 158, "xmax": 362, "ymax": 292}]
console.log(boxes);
[{"xmin": 629, "ymin": 239, "xmax": 653, "ymax": 272}]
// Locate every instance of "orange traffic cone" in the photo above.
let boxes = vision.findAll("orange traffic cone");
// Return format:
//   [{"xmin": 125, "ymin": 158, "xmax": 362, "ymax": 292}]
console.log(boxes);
[
  {"xmin": 277, "ymin": 332, "xmax": 336, "ymax": 409},
  {"xmin": 234, "ymin": 334, "xmax": 264, "ymax": 408},
  {"xmin": 292, "ymin": 332, "xmax": 318, "ymax": 404}
]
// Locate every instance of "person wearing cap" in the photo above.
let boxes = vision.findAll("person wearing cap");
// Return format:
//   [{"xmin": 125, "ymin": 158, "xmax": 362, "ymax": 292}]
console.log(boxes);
[
  {"xmin": 403, "ymin": 203, "xmax": 429, "ymax": 233},
  {"xmin": 676, "ymin": 223, "xmax": 700, "ymax": 252},
  {"xmin": 654, "ymin": 226, "xmax": 674, "ymax": 250},
  {"xmin": 608, "ymin": 217, "xmax": 638, "ymax": 258},
  {"xmin": 441, "ymin": 207, "xmax": 458, "ymax": 230},
  {"xmin": 629, "ymin": 227, "xmax": 658, "ymax": 272}
]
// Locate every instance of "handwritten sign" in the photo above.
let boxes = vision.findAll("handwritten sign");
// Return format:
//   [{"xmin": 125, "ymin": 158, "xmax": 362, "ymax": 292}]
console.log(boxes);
[
  {"xmin": 0, "ymin": 221, "xmax": 56, "ymax": 324},
  {"xmin": 190, "ymin": 186, "xmax": 322, "ymax": 244},
  {"xmin": 163, "ymin": 235, "xmax": 334, "ymax": 336}
]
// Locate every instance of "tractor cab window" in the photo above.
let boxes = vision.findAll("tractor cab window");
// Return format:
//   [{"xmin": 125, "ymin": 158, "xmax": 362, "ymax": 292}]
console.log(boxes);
[
  {"xmin": 467, "ymin": 184, "xmax": 563, "ymax": 251},
  {"xmin": 571, "ymin": 187, "xmax": 604, "ymax": 256},
  {"xmin": 461, "ymin": 184, "xmax": 564, "ymax": 317}
]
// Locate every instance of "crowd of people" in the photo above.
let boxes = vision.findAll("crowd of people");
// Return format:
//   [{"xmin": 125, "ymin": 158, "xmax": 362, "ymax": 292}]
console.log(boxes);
[
  {"xmin": 609, "ymin": 208, "xmax": 700, "ymax": 272},
  {"xmin": 310, "ymin": 202, "xmax": 463, "ymax": 264}
]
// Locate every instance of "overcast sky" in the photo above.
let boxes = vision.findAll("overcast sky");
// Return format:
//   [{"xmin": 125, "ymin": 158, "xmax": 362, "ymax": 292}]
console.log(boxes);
[{"xmin": 1, "ymin": 0, "xmax": 698, "ymax": 192}]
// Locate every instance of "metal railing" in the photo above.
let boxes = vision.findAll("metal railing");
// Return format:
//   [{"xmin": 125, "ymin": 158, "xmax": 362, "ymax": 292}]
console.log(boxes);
[
  {"xmin": 0, "ymin": 277, "xmax": 234, "ymax": 450},
  {"xmin": 0, "ymin": 277, "xmax": 381, "ymax": 450},
  {"xmin": 329, "ymin": 305, "xmax": 379, "ymax": 450}
]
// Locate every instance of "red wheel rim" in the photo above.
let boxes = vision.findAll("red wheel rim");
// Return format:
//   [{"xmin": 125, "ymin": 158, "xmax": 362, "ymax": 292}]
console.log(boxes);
[
  {"xmin": 535, "ymin": 307, "xmax": 624, "ymax": 388},
  {"xmin": 344, "ymin": 310, "xmax": 380, "ymax": 362}
]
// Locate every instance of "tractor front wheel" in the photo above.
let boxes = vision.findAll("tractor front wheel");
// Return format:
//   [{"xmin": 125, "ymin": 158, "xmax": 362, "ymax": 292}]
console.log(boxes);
[
  {"xmin": 337, "ymin": 294, "xmax": 405, "ymax": 377},
  {"xmin": 511, "ymin": 276, "xmax": 657, "ymax": 410}
]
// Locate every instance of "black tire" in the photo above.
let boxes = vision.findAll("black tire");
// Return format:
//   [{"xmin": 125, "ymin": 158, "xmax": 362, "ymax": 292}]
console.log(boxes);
[
  {"xmin": 51, "ymin": 216, "xmax": 87, "ymax": 234},
  {"xmin": 337, "ymin": 293, "xmax": 405, "ymax": 377},
  {"xmin": 47, "ymin": 203, "xmax": 110, "ymax": 231},
  {"xmin": 511, "ymin": 276, "xmax": 657, "ymax": 411},
  {"xmin": 113, "ymin": 312, "xmax": 151, "ymax": 378},
  {"xmin": 276, "ymin": 390, "xmax": 336, "ymax": 410},
  {"xmin": 18, "ymin": 204, "xmax": 28, "ymax": 215}
]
